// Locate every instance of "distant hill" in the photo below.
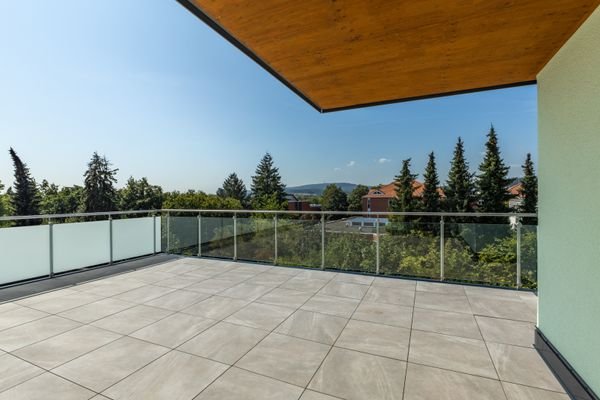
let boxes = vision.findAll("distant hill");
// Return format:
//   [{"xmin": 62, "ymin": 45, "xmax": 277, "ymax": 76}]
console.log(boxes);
[{"xmin": 286, "ymin": 182, "xmax": 363, "ymax": 196}]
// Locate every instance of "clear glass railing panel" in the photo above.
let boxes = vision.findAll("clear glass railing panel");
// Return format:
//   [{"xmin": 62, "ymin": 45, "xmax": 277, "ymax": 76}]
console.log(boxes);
[
  {"xmin": 324, "ymin": 217, "xmax": 376, "ymax": 273},
  {"xmin": 277, "ymin": 217, "xmax": 321, "ymax": 268},
  {"xmin": 521, "ymin": 224, "xmax": 538, "ymax": 289},
  {"xmin": 0, "ymin": 224, "xmax": 50, "ymax": 284},
  {"xmin": 113, "ymin": 216, "xmax": 157, "ymax": 261},
  {"xmin": 165, "ymin": 216, "xmax": 199, "ymax": 256},
  {"xmin": 236, "ymin": 217, "xmax": 275, "ymax": 263},
  {"xmin": 54, "ymin": 219, "xmax": 111, "ymax": 273},
  {"xmin": 444, "ymin": 222, "xmax": 517, "ymax": 287},
  {"xmin": 379, "ymin": 220, "xmax": 441, "ymax": 279},
  {"xmin": 200, "ymin": 216, "xmax": 235, "ymax": 259}
]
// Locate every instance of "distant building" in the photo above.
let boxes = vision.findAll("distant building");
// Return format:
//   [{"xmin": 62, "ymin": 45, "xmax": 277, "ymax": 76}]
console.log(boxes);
[
  {"xmin": 361, "ymin": 181, "xmax": 445, "ymax": 212},
  {"xmin": 286, "ymin": 194, "xmax": 321, "ymax": 212},
  {"xmin": 508, "ymin": 181, "xmax": 524, "ymax": 209}
]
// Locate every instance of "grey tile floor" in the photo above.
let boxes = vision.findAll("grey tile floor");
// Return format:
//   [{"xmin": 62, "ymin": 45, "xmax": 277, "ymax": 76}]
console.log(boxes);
[{"xmin": 0, "ymin": 258, "xmax": 566, "ymax": 400}]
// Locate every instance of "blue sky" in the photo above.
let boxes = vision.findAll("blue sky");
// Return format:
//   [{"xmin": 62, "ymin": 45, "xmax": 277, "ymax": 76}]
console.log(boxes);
[{"xmin": 0, "ymin": 1, "xmax": 537, "ymax": 193}]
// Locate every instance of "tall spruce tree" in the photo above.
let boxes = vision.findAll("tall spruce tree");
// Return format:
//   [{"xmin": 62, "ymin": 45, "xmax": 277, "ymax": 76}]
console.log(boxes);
[
  {"xmin": 9, "ymin": 148, "xmax": 39, "ymax": 223},
  {"xmin": 217, "ymin": 173, "xmax": 248, "ymax": 206},
  {"xmin": 83, "ymin": 152, "xmax": 118, "ymax": 212},
  {"xmin": 477, "ymin": 126, "xmax": 512, "ymax": 212},
  {"xmin": 422, "ymin": 152, "xmax": 441, "ymax": 213},
  {"xmin": 251, "ymin": 153, "xmax": 286, "ymax": 210},
  {"xmin": 519, "ymin": 153, "xmax": 538, "ymax": 214},
  {"xmin": 445, "ymin": 137, "xmax": 475, "ymax": 213},
  {"xmin": 391, "ymin": 158, "xmax": 417, "ymax": 214}
]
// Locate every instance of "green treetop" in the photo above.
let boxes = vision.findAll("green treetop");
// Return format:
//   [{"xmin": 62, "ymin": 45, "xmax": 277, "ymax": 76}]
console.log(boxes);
[
  {"xmin": 118, "ymin": 177, "xmax": 163, "ymax": 211},
  {"xmin": 445, "ymin": 137, "xmax": 475, "ymax": 213},
  {"xmin": 391, "ymin": 158, "xmax": 418, "ymax": 213},
  {"xmin": 519, "ymin": 153, "xmax": 538, "ymax": 214},
  {"xmin": 83, "ymin": 152, "xmax": 118, "ymax": 212},
  {"xmin": 321, "ymin": 184, "xmax": 349, "ymax": 212},
  {"xmin": 9, "ymin": 148, "xmax": 39, "ymax": 223},
  {"xmin": 347, "ymin": 184, "xmax": 369, "ymax": 211},
  {"xmin": 217, "ymin": 173, "xmax": 248, "ymax": 206},
  {"xmin": 477, "ymin": 126, "xmax": 512, "ymax": 212},
  {"xmin": 251, "ymin": 153, "xmax": 287, "ymax": 210},
  {"xmin": 421, "ymin": 152, "xmax": 441, "ymax": 212}
]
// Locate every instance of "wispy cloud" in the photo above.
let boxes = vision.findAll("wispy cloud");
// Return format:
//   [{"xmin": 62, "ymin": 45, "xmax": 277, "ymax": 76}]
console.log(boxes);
[
  {"xmin": 334, "ymin": 167, "xmax": 342, "ymax": 171},
  {"xmin": 378, "ymin": 158, "xmax": 391, "ymax": 164},
  {"xmin": 347, "ymin": 161, "xmax": 356, "ymax": 167}
]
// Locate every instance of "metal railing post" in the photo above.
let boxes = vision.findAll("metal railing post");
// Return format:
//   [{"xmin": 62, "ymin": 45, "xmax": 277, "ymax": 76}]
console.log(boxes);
[
  {"xmin": 516, "ymin": 218, "xmax": 522, "ymax": 289},
  {"xmin": 166, "ymin": 212, "xmax": 171, "ymax": 253},
  {"xmin": 375, "ymin": 216, "xmax": 380, "ymax": 275},
  {"xmin": 440, "ymin": 216, "xmax": 445, "ymax": 281},
  {"xmin": 152, "ymin": 214, "xmax": 157, "ymax": 255},
  {"xmin": 274, "ymin": 215, "xmax": 278, "ymax": 265},
  {"xmin": 321, "ymin": 214, "xmax": 325, "ymax": 270},
  {"xmin": 108, "ymin": 215, "xmax": 113, "ymax": 265},
  {"xmin": 48, "ymin": 219, "xmax": 54, "ymax": 278},
  {"xmin": 197, "ymin": 213, "xmax": 202, "ymax": 257},
  {"xmin": 233, "ymin": 213, "xmax": 238, "ymax": 261}
]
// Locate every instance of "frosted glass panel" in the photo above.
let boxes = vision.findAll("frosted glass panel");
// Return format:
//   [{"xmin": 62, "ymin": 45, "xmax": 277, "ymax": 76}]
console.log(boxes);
[
  {"xmin": 0, "ymin": 225, "xmax": 50, "ymax": 284},
  {"xmin": 155, "ymin": 216, "xmax": 162, "ymax": 253},
  {"xmin": 113, "ymin": 217, "xmax": 156, "ymax": 261},
  {"xmin": 53, "ymin": 220, "xmax": 110, "ymax": 273}
]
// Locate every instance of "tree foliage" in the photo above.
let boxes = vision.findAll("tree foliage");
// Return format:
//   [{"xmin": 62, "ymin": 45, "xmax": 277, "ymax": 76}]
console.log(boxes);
[
  {"xmin": 9, "ymin": 148, "xmax": 39, "ymax": 222},
  {"xmin": 39, "ymin": 180, "xmax": 83, "ymax": 215},
  {"xmin": 321, "ymin": 184, "xmax": 349, "ymax": 212},
  {"xmin": 445, "ymin": 137, "xmax": 475, "ymax": 213},
  {"xmin": 391, "ymin": 158, "xmax": 417, "ymax": 213},
  {"xmin": 347, "ymin": 184, "xmax": 369, "ymax": 211},
  {"xmin": 251, "ymin": 153, "xmax": 286, "ymax": 210},
  {"xmin": 477, "ymin": 126, "xmax": 512, "ymax": 212},
  {"xmin": 217, "ymin": 173, "xmax": 248, "ymax": 206},
  {"xmin": 83, "ymin": 152, "xmax": 118, "ymax": 212},
  {"xmin": 163, "ymin": 190, "xmax": 241, "ymax": 210},
  {"xmin": 119, "ymin": 177, "xmax": 163, "ymax": 211},
  {"xmin": 519, "ymin": 153, "xmax": 538, "ymax": 214},
  {"xmin": 421, "ymin": 152, "xmax": 440, "ymax": 212}
]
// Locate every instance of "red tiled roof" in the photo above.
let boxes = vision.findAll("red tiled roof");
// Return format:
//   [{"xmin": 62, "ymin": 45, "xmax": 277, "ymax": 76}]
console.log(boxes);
[{"xmin": 363, "ymin": 180, "xmax": 445, "ymax": 199}]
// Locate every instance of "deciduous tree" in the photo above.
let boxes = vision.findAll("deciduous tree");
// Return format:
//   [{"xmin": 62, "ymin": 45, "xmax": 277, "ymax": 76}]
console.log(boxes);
[
  {"xmin": 347, "ymin": 184, "xmax": 369, "ymax": 211},
  {"xmin": 321, "ymin": 184, "xmax": 349, "ymax": 212}
]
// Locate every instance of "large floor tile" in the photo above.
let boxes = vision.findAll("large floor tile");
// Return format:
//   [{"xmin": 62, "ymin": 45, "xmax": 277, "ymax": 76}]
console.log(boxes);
[
  {"xmin": 414, "ymin": 291, "xmax": 472, "ymax": 314},
  {"xmin": 404, "ymin": 363, "xmax": 506, "ymax": 400},
  {"xmin": 413, "ymin": 307, "xmax": 482, "ymax": 339},
  {"xmin": 318, "ymin": 281, "xmax": 368, "ymax": 300},
  {"xmin": 103, "ymin": 350, "xmax": 227, "ymax": 400},
  {"xmin": 15, "ymin": 288, "xmax": 79, "ymax": 306},
  {"xmin": 182, "ymin": 296, "xmax": 250, "ymax": 320},
  {"xmin": 58, "ymin": 298, "xmax": 135, "ymax": 323},
  {"xmin": 293, "ymin": 270, "xmax": 337, "ymax": 281},
  {"xmin": 363, "ymin": 286, "xmax": 415, "ymax": 306},
  {"xmin": 416, "ymin": 281, "xmax": 467, "ymax": 295},
  {"xmin": 13, "ymin": 325, "xmax": 121, "ymax": 369},
  {"xmin": 371, "ymin": 277, "xmax": 417, "ymax": 290},
  {"xmin": 130, "ymin": 312, "xmax": 215, "ymax": 348},
  {"xmin": 91, "ymin": 305, "xmax": 172, "ymax": 335},
  {"xmin": 333, "ymin": 274, "xmax": 374, "ymax": 285},
  {"xmin": 245, "ymin": 272, "xmax": 292, "ymax": 286},
  {"xmin": 74, "ymin": 278, "xmax": 147, "ymax": 297},
  {"xmin": 351, "ymin": 301, "xmax": 412, "ymax": 328},
  {"xmin": 114, "ymin": 285, "xmax": 176, "ymax": 304},
  {"xmin": 257, "ymin": 288, "xmax": 312, "ymax": 309},
  {"xmin": 0, "ymin": 307, "xmax": 49, "ymax": 331},
  {"xmin": 409, "ymin": 330, "xmax": 497, "ymax": 379},
  {"xmin": 179, "ymin": 321, "xmax": 268, "ymax": 364},
  {"xmin": 0, "ymin": 302, "xmax": 24, "ymax": 315},
  {"xmin": 220, "ymin": 282, "xmax": 273, "ymax": 301},
  {"xmin": 237, "ymin": 333, "xmax": 330, "ymax": 387},
  {"xmin": 0, "ymin": 372, "xmax": 95, "ymax": 400},
  {"xmin": 468, "ymin": 295, "xmax": 536, "ymax": 322},
  {"xmin": 300, "ymin": 390, "xmax": 342, "ymax": 400},
  {"xmin": 280, "ymin": 277, "xmax": 329, "ymax": 293},
  {"xmin": 53, "ymin": 336, "xmax": 169, "ymax": 392},
  {"xmin": 476, "ymin": 316, "xmax": 535, "ymax": 347},
  {"xmin": 152, "ymin": 275, "xmax": 201, "ymax": 289},
  {"xmin": 0, "ymin": 353, "xmax": 43, "ymax": 393},
  {"xmin": 185, "ymin": 278, "xmax": 238, "ymax": 294},
  {"xmin": 26, "ymin": 291, "xmax": 104, "ymax": 314},
  {"xmin": 0, "ymin": 316, "xmax": 81, "ymax": 352},
  {"xmin": 276, "ymin": 309, "xmax": 347, "ymax": 345},
  {"xmin": 308, "ymin": 347, "xmax": 406, "ymax": 400},
  {"xmin": 502, "ymin": 382, "xmax": 570, "ymax": 400},
  {"xmin": 196, "ymin": 367, "xmax": 303, "ymax": 400},
  {"xmin": 335, "ymin": 319, "xmax": 410, "ymax": 360},
  {"xmin": 301, "ymin": 295, "xmax": 359, "ymax": 318},
  {"xmin": 487, "ymin": 342, "xmax": 565, "ymax": 392},
  {"xmin": 143, "ymin": 290, "xmax": 211, "ymax": 311},
  {"xmin": 225, "ymin": 302, "xmax": 295, "ymax": 330}
]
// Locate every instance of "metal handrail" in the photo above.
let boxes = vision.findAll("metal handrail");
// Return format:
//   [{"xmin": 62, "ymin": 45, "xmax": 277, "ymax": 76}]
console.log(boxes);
[{"xmin": 0, "ymin": 209, "xmax": 537, "ymax": 222}]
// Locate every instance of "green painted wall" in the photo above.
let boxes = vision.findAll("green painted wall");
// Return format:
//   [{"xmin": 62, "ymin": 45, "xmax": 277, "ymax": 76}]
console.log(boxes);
[{"xmin": 537, "ymin": 5, "xmax": 600, "ymax": 395}]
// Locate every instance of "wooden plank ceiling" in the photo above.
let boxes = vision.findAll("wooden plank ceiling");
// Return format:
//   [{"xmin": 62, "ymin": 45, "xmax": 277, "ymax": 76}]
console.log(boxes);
[{"xmin": 181, "ymin": 0, "xmax": 600, "ymax": 112}]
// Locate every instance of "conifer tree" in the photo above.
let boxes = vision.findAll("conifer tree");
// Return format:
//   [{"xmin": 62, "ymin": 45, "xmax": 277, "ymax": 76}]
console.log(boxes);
[
  {"xmin": 83, "ymin": 152, "xmax": 118, "ymax": 212},
  {"xmin": 9, "ymin": 148, "xmax": 39, "ymax": 223},
  {"xmin": 519, "ymin": 153, "xmax": 538, "ymax": 214},
  {"xmin": 445, "ymin": 137, "xmax": 475, "ymax": 213},
  {"xmin": 422, "ymin": 152, "xmax": 441, "ymax": 213},
  {"xmin": 218, "ymin": 173, "xmax": 248, "ymax": 206},
  {"xmin": 477, "ymin": 126, "xmax": 512, "ymax": 212},
  {"xmin": 347, "ymin": 184, "xmax": 369, "ymax": 211},
  {"xmin": 251, "ymin": 153, "xmax": 286, "ymax": 210},
  {"xmin": 391, "ymin": 158, "xmax": 417, "ymax": 216}
]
